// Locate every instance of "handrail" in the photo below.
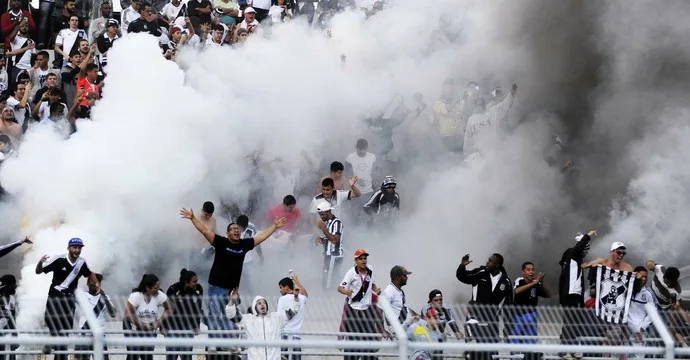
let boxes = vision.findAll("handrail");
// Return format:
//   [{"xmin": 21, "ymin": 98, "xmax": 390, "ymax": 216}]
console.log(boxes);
[
  {"xmin": 76, "ymin": 290, "xmax": 105, "ymax": 360},
  {"xmin": 377, "ymin": 299, "xmax": 408, "ymax": 359},
  {"xmin": 645, "ymin": 303, "xmax": 676, "ymax": 360}
]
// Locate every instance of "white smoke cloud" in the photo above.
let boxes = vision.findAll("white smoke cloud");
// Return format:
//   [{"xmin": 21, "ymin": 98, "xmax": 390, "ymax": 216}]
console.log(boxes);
[
  {"xmin": 591, "ymin": 0, "xmax": 690, "ymax": 273},
  {"xmin": 0, "ymin": 0, "xmax": 579, "ymax": 325}
]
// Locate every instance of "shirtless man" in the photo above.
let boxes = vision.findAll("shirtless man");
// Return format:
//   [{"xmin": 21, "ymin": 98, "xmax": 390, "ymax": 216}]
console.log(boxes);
[
  {"xmin": 0, "ymin": 107, "xmax": 22, "ymax": 142},
  {"xmin": 582, "ymin": 241, "xmax": 633, "ymax": 272},
  {"xmin": 198, "ymin": 201, "xmax": 217, "ymax": 240},
  {"xmin": 318, "ymin": 161, "xmax": 348, "ymax": 193}
]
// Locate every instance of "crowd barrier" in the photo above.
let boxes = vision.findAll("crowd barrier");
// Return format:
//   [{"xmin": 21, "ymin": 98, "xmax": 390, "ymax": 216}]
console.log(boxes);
[{"xmin": 0, "ymin": 293, "xmax": 686, "ymax": 359}]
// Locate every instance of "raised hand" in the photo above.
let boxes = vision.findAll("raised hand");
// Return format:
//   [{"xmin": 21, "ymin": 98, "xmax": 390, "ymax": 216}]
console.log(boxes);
[
  {"xmin": 461, "ymin": 254, "xmax": 472, "ymax": 266},
  {"xmin": 587, "ymin": 229, "xmax": 597, "ymax": 237},
  {"xmin": 179, "ymin": 208, "xmax": 194, "ymax": 219},
  {"xmin": 23, "ymin": 237, "xmax": 33, "ymax": 244},
  {"xmin": 274, "ymin": 216, "xmax": 287, "ymax": 228},
  {"xmin": 348, "ymin": 176, "xmax": 358, "ymax": 187},
  {"xmin": 536, "ymin": 272, "xmax": 545, "ymax": 283}
]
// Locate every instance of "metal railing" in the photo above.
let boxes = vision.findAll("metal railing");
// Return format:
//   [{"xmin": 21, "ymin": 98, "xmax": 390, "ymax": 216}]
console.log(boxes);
[{"xmin": 0, "ymin": 294, "xmax": 687, "ymax": 359}]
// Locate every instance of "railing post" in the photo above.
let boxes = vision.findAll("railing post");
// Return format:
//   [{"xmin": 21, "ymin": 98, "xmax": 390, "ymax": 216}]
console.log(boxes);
[
  {"xmin": 75, "ymin": 291, "xmax": 104, "ymax": 360},
  {"xmin": 378, "ymin": 299, "xmax": 407, "ymax": 359},
  {"xmin": 645, "ymin": 303, "xmax": 674, "ymax": 360}
]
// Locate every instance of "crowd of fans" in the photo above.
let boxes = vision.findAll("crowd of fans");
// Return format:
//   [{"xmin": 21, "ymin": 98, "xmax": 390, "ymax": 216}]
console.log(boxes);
[{"xmin": 0, "ymin": 0, "xmax": 687, "ymax": 359}]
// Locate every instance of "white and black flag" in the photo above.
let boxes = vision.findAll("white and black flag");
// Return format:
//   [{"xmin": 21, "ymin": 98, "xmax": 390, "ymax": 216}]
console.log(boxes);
[{"xmin": 595, "ymin": 265, "xmax": 636, "ymax": 324}]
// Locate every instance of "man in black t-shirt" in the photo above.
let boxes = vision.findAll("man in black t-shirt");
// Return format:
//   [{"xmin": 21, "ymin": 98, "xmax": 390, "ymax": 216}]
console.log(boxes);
[
  {"xmin": 35, "ymin": 237, "xmax": 97, "ymax": 360},
  {"xmin": 511, "ymin": 261, "xmax": 551, "ymax": 360},
  {"xmin": 180, "ymin": 207, "xmax": 286, "ymax": 349}
]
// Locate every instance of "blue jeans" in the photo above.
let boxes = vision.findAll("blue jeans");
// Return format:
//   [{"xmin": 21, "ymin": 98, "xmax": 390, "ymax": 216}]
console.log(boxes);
[
  {"xmin": 511, "ymin": 311, "xmax": 537, "ymax": 344},
  {"xmin": 207, "ymin": 284, "xmax": 235, "ymax": 340},
  {"xmin": 37, "ymin": 0, "xmax": 55, "ymax": 46}
]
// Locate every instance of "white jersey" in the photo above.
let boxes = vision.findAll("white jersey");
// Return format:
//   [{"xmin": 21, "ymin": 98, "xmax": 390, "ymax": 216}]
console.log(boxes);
[
  {"xmin": 345, "ymin": 152, "xmax": 376, "ymax": 194},
  {"xmin": 463, "ymin": 92, "xmax": 514, "ymax": 154},
  {"xmin": 309, "ymin": 190, "xmax": 351, "ymax": 219},
  {"xmin": 76, "ymin": 290, "xmax": 109, "ymax": 330}
]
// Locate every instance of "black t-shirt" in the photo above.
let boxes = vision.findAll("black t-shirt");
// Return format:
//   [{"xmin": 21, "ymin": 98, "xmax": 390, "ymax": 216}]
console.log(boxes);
[
  {"xmin": 187, "ymin": 0, "xmax": 212, "ymax": 24},
  {"xmin": 208, "ymin": 235, "xmax": 254, "ymax": 289},
  {"xmin": 42, "ymin": 254, "xmax": 92, "ymax": 296},
  {"xmin": 513, "ymin": 277, "xmax": 546, "ymax": 315}
]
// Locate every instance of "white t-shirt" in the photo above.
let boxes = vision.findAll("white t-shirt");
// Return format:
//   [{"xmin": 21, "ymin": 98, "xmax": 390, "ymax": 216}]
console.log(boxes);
[
  {"xmin": 309, "ymin": 190, "xmax": 350, "ymax": 219},
  {"xmin": 37, "ymin": 101, "xmax": 68, "ymax": 121},
  {"xmin": 277, "ymin": 294, "xmax": 307, "ymax": 336},
  {"xmin": 250, "ymin": 0, "xmax": 270, "ymax": 10},
  {"xmin": 240, "ymin": 19, "xmax": 259, "ymax": 30},
  {"xmin": 56, "ymin": 28, "xmax": 87, "ymax": 57},
  {"xmin": 127, "ymin": 290, "xmax": 168, "ymax": 327},
  {"xmin": 10, "ymin": 34, "xmax": 35, "ymax": 70},
  {"xmin": 6, "ymin": 96, "xmax": 26, "ymax": 126},
  {"xmin": 77, "ymin": 291, "xmax": 109, "ymax": 330},
  {"xmin": 345, "ymin": 152, "xmax": 376, "ymax": 194},
  {"xmin": 160, "ymin": 2, "xmax": 185, "ymax": 20}
]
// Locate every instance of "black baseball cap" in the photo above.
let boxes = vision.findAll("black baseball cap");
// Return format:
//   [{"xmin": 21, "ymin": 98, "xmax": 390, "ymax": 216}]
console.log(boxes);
[
  {"xmin": 390, "ymin": 265, "xmax": 412, "ymax": 278},
  {"xmin": 428, "ymin": 289, "xmax": 442, "ymax": 302}
]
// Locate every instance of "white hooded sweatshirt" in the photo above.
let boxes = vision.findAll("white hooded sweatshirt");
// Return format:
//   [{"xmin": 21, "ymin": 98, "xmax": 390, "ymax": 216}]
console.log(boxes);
[{"xmin": 225, "ymin": 295, "xmax": 300, "ymax": 360}]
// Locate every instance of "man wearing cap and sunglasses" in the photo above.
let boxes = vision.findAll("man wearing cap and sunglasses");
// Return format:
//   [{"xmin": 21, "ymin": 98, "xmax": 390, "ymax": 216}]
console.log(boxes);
[
  {"xmin": 315, "ymin": 200, "xmax": 344, "ymax": 289},
  {"xmin": 35, "ymin": 237, "xmax": 98, "ymax": 359},
  {"xmin": 420, "ymin": 289, "xmax": 463, "ymax": 340},
  {"xmin": 338, "ymin": 249, "xmax": 381, "ymax": 360},
  {"xmin": 582, "ymin": 241, "xmax": 633, "ymax": 273}
]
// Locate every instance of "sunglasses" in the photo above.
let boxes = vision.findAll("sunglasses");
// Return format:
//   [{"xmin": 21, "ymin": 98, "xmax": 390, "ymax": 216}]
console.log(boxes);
[
  {"xmin": 384, "ymin": 186, "xmax": 396, "ymax": 189},
  {"xmin": 615, "ymin": 250, "xmax": 626, "ymax": 256}
]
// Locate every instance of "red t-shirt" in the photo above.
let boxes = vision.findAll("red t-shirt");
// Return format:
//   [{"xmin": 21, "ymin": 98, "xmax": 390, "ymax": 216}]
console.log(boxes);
[
  {"xmin": 265, "ymin": 204, "xmax": 301, "ymax": 231},
  {"xmin": 76, "ymin": 76, "xmax": 99, "ymax": 106}
]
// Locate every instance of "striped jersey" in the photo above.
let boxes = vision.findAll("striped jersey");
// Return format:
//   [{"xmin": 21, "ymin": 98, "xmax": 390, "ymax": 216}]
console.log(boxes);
[
  {"xmin": 322, "ymin": 215, "xmax": 343, "ymax": 257},
  {"xmin": 650, "ymin": 265, "xmax": 681, "ymax": 310}
]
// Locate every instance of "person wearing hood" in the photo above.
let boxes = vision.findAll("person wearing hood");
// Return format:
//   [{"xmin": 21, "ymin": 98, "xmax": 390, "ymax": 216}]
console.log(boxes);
[
  {"xmin": 225, "ymin": 288, "xmax": 300, "ymax": 360},
  {"xmin": 362, "ymin": 175, "xmax": 400, "ymax": 227},
  {"xmin": 164, "ymin": 269, "xmax": 203, "ymax": 360}
]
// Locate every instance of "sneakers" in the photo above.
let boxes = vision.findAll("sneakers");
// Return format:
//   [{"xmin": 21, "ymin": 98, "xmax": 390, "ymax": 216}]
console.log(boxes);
[{"xmin": 562, "ymin": 354, "xmax": 583, "ymax": 360}]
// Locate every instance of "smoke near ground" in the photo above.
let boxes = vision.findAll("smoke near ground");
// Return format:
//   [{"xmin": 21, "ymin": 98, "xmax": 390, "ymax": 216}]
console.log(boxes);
[{"xmin": 0, "ymin": 0, "xmax": 689, "ymax": 325}]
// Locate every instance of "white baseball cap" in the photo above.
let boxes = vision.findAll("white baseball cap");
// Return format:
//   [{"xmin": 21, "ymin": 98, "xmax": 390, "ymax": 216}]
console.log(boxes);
[
  {"xmin": 610, "ymin": 242, "xmax": 626, "ymax": 251},
  {"xmin": 316, "ymin": 201, "xmax": 333, "ymax": 213}
]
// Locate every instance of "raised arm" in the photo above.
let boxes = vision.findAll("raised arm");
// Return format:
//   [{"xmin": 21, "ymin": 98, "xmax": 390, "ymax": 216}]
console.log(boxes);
[
  {"xmin": 347, "ymin": 176, "xmax": 361, "ymax": 199},
  {"xmin": 291, "ymin": 273, "xmax": 308, "ymax": 298},
  {"xmin": 180, "ymin": 208, "xmax": 215, "ymax": 244},
  {"xmin": 252, "ymin": 217, "xmax": 287, "ymax": 247},
  {"xmin": 0, "ymin": 237, "xmax": 31, "ymax": 258},
  {"xmin": 456, "ymin": 254, "xmax": 483, "ymax": 286}
]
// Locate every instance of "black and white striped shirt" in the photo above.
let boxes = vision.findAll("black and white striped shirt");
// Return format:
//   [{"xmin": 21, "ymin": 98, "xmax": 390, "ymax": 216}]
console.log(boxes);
[
  {"xmin": 322, "ymin": 216, "xmax": 343, "ymax": 257},
  {"xmin": 650, "ymin": 265, "xmax": 681, "ymax": 310}
]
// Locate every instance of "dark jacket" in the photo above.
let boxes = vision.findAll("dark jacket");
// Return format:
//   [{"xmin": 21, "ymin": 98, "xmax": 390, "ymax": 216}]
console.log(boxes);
[
  {"xmin": 164, "ymin": 282, "xmax": 203, "ymax": 331},
  {"xmin": 456, "ymin": 264, "xmax": 512, "ymax": 307},
  {"xmin": 558, "ymin": 234, "xmax": 592, "ymax": 304},
  {"xmin": 127, "ymin": 18, "xmax": 162, "ymax": 36}
]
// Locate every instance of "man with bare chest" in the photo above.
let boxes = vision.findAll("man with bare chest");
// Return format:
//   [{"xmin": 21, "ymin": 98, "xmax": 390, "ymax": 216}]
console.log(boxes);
[{"xmin": 582, "ymin": 241, "xmax": 633, "ymax": 273}]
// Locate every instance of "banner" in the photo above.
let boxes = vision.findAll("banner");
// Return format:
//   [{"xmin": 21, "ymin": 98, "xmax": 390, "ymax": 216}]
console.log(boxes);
[{"xmin": 595, "ymin": 265, "xmax": 636, "ymax": 324}]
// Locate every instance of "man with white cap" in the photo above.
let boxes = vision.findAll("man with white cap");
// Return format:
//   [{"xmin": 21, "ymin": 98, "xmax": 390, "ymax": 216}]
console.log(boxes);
[
  {"xmin": 35, "ymin": 237, "xmax": 98, "ymax": 359},
  {"xmin": 315, "ymin": 201, "xmax": 344, "ymax": 289},
  {"xmin": 582, "ymin": 241, "xmax": 633, "ymax": 272}
]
